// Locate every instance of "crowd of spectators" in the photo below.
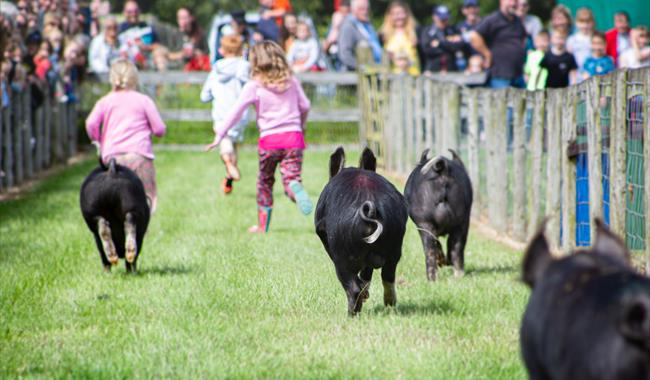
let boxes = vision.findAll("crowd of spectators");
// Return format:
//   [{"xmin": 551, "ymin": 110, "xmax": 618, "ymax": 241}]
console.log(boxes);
[{"xmin": 2, "ymin": 0, "xmax": 650, "ymax": 106}]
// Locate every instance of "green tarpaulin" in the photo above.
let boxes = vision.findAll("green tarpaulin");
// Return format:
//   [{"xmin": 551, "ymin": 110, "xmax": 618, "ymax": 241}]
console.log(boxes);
[{"xmin": 559, "ymin": 0, "xmax": 650, "ymax": 31}]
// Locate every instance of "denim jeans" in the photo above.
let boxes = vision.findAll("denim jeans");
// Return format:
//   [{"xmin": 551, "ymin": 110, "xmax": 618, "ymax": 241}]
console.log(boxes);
[{"xmin": 489, "ymin": 76, "xmax": 526, "ymax": 89}]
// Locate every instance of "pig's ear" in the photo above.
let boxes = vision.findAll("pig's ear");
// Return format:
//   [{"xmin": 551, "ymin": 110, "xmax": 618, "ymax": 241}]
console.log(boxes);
[
  {"xmin": 593, "ymin": 218, "xmax": 631, "ymax": 266},
  {"xmin": 619, "ymin": 294, "xmax": 650, "ymax": 344},
  {"xmin": 449, "ymin": 149, "xmax": 467, "ymax": 169},
  {"xmin": 359, "ymin": 147, "xmax": 377, "ymax": 172},
  {"xmin": 329, "ymin": 147, "xmax": 346, "ymax": 178},
  {"xmin": 419, "ymin": 149, "xmax": 431, "ymax": 163},
  {"xmin": 522, "ymin": 220, "xmax": 553, "ymax": 288}
]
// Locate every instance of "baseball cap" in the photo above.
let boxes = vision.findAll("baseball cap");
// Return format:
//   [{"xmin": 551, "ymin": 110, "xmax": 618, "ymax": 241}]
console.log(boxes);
[
  {"xmin": 434, "ymin": 5, "xmax": 450, "ymax": 20},
  {"xmin": 463, "ymin": 0, "xmax": 479, "ymax": 7},
  {"xmin": 230, "ymin": 10, "xmax": 246, "ymax": 25}
]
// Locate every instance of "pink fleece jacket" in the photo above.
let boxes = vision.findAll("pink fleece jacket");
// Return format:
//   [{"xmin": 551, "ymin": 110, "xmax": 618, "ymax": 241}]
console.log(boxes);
[
  {"xmin": 215, "ymin": 76, "xmax": 310, "ymax": 143},
  {"xmin": 85, "ymin": 90, "xmax": 166, "ymax": 161}
]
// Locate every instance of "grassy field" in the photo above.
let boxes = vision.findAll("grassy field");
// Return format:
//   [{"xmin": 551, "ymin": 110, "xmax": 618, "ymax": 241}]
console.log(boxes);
[{"xmin": 0, "ymin": 148, "xmax": 529, "ymax": 379}]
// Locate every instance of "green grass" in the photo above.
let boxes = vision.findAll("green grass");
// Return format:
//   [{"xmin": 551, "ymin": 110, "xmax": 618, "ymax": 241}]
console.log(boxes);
[
  {"xmin": 155, "ymin": 121, "xmax": 359, "ymax": 145},
  {"xmin": 0, "ymin": 148, "xmax": 529, "ymax": 379}
]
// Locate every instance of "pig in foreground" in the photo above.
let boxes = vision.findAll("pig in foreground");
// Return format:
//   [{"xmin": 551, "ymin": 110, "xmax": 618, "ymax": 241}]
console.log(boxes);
[
  {"xmin": 520, "ymin": 219, "xmax": 650, "ymax": 380},
  {"xmin": 80, "ymin": 158, "xmax": 150, "ymax": 273},
  {"xmin": 404, "ymin": 149, "xmax": 473, "ymax": 281},
  {"xmin": 315, "ymin": 147, "xmax": 407, "ymax": 315}
]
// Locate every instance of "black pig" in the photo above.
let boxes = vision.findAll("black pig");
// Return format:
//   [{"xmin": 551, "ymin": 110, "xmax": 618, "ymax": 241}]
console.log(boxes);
[
  {"xmin": 315, "ymin": 147, "xmax": 408, "ymax": 315},
  {"xmin": 80, "ymin": 158, "xmax": 150, "ymax": 273},
  {"xmin": 520, "ymin": 219, "xmax": 650, "ymax": 380},
  {"xmin": 404, "ymin": 149, "xmax": 473, "ymax": 281}
]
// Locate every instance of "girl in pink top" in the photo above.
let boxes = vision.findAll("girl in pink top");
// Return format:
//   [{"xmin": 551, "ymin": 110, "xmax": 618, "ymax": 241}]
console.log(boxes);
[
  {"xmin": 206, "ymin": 41, "xmax": 312, "ymax": 233},
  {"xmin": 86, "ymin": 59, "xmax": 166, "ymax": 212}
]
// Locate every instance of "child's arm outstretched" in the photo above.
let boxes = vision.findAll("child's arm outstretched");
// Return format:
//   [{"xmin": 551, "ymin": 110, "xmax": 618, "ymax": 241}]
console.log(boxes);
[
  {"xmin": 205, "ymin": 82, "xmax": 257, "ymax": 151},
  {"xmin": 295, "ymin": 77, "xmax": 311, "ymax": 129},
  {"xmin": 143, "ymin": 96, "xmax": 167, "ymax": 137},
  {"xmin": 85, "ymin": 99, "xmax": 105, "ymax": 142}
]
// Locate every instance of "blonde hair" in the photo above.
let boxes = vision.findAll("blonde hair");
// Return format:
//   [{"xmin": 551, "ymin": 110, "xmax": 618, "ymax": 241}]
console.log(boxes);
[
  {"xmin": 109, "ymin": 58, "xmax": 139, "ymax": 90},
  {"xmin": 575, "ymin": 8, "xmax": 594, "ymax": 24},
  {"xmin": 380, "ymin": 1, "xmax": 418, "ymax": 46},
  {"xmin": 249, "ymin": 41, "xmax": 292, "ymax": 88}
]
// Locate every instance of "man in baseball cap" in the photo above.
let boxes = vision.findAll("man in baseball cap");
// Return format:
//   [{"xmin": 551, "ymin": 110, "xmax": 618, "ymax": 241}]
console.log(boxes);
[{"xmin": 419, "ymin": 4, "xmax": 465, "ymax": 73}]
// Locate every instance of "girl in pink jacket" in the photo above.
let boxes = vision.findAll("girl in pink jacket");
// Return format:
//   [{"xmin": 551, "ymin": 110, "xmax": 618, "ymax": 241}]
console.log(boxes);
[
  {"xmin": 86, "ymin": 59, "xmax": 166, "ymax": 213},
  {"xmin": 206, "ymin": 41, "xmax": 312, "ymax": 233}
]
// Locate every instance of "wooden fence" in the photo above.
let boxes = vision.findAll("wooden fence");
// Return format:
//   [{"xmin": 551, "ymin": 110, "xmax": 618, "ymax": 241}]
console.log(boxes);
[
  {"xmin": 359, "ymin": 67, "xmax": 650, "ymax": 269},
  {"xmin": 0, "ymin": 86, "xmax": 79, "ymax": 193}
]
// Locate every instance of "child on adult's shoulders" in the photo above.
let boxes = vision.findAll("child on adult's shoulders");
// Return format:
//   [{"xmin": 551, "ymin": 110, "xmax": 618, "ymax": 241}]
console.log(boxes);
[
  {"xmin": 525, "ymin": 30, "xmax": 550, "ymax": 90},
  {"xmin": 583, "ymin": 32, "xmax": 615, "ymax": 80},
  {"xmin": 539, "ymin": 30, "xmax": 577, "ymax": 88}
]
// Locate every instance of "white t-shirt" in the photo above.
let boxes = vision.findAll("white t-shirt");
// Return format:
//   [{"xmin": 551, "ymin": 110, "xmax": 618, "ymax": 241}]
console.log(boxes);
[{"xmin": 619, "ymin": 46, "xmax": 650, "ymax": 69}]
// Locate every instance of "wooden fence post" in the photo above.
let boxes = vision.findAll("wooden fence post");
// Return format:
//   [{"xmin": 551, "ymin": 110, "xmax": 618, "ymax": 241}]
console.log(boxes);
[
  {"xmin": 561, "ymin": 86, "xmax": 578, "ymax": 250},
  {"xmin": 486, "ymin": 90, "xmax": 508, "ymax": 233},
  {"xmin": 405, "ymin": 75, "xmax": 415, "ymax": 169},
  {"xmin": 511, "ymin": 89, "xmax": 527, "ymax": 241},
  {"xmin": 609, "ymin": 70, "xmax": 628, "ymax": 239},
  {"xmin": 586, "ymin": 76, "xmax": 603, "ymax": 243},
  {"xmin": 22, "ymin": 87, "xmax": 34, "ymax": 179},
  {"xmin": 466, "ymin": 88, "xmax": 480, "ymax": 218},
  {"xmin": 3, "ymin": 95, "xmax": 14, "ymax": 188},
  {"xmin": 444, "ymin": 84, "xmax": 460, "ymax": 153},
  {"xmin": 527, "ymin": 90, "xmax": 546, "ymax": 238},
  {"xmin": 13, "ymin": 92, "xmax": 24, "ymax": 185},
  {"xmin": 424, "ymin": 79, "xmax": 434, "ymax": 152},
  {"xmin": 545, "ymin": 90, "xmax": 562, "ymax": 250},
  {"xmin": 396, "ymin": 77, "xmax": 405, "ymax": 174},
  {"xmin": 68, "ymin": 103, "xmax": 77, "ymax": 158},
  {"xmin": 43, "ymin": 89, "xmax": 52, "ymax": 168},
  {"xmin": 433, "ymin": 82, "xmax": 444, "ymax": 155},
  {"xmin": 0, "ymin": 104, "xmax": 3, "ymax": 192},
  {"xmin": 414, "ymin": 77, "xmax": 424, "ymax": 160}
]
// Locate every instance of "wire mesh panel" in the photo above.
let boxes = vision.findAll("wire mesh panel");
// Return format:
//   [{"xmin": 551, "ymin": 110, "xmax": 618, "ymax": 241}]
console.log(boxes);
[
  {"xmin": 599, "ymin": 79, "xmax": 612, "ymax": 226},
  {"xmin": 625, "ymin": 93, "xmax": 645, "ymax": 250},
  {"xmin": 575, "ymin": 92, "xmax": 590, "ymax": 246}
]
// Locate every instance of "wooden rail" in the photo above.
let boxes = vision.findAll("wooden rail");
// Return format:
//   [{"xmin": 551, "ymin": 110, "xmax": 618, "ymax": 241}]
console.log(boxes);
[{"xmin": 359, "ymin": 67, "xmax": 650, "ymax": 266}]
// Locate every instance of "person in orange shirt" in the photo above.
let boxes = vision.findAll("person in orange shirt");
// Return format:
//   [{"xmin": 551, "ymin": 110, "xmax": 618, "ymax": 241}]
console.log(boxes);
[{"xmin": 261, "ymin": 0, "xmax": 293, "ymax": 27}]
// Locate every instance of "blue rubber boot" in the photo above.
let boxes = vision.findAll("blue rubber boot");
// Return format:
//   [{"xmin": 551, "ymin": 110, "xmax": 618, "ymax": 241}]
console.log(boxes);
[{"xmin": 289, "ymin": 180, "xmax": 313, "ymax": 215}]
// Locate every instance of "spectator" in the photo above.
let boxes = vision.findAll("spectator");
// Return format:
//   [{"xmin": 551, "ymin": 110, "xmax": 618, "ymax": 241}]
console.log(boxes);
[
  {"xmin": 287, "ymin": 21, "xmax": 320, "ymax": 73},
  {"xmin": 88, "ymin": 16, "xmax": 120, "ymax": 74},
  {"xmin": 419, "ymin": 5, "xmax": 464, "ymax": 74},
  {"xmin": 524, "ymin": 29, "xmax": 549, "ymax": 90},
  {"xmin": 227, "ymin": 10, "xmax": 256, "ymax": 60},
  {"xmin": 567, "ymin": 7, "xmax": 595, "ymax": 75},
  {"xmin": 516, "ymin": 0, "xmax": 542, "ymax": 39},
  {"xmin": 619, "ymin": 26, "xmax": 650, "ymax": 69},
  {"xmin": 88, "ymin": 0, "xmax": 111, "ymax": 37},
  {"xmin": 605, "ymin": 11, "xmax": 631, "ymax": 67},
  {"xmin": 456, "ymin": 0, "xmax": 482, "ymax": 70},
  {"xmin": 539, "ymin": 30, "xmax": 577, "ymax": 88},
  {"xmin": 168, "ymin": 7, "xmax": 209, "ymax": 71},
  {"xmin": 549, "ymin": 5, "xmax": 572, "ymax": 36},
  {"xmin": 118, "ymin": 1, "xmax": 158, "ymax": 69},
  {"xmin": 323, "ymin": 0, "xmax": 350, "ymax": 65},
  {"xmin": 465, "ymin": 54, "xmax": 484, "ymax": 74},
  {"xmin": 337, "ymin": 0, "xmax": 382, "ymax": 71},
  {"xmin": 470, "ymin": 0, "xmax": 527, "ymax": 88},
  {"xmin": 380, "ymin": 1, "xmax": 420, "ymax": 76},
  {"xmin": 257, "ymin": 0, "xmax": 280, "ymax": 42},
  {"xmin": 33, "ymin": 40, "xmax": 52, "ymax": 81},
  {"xmin": 582, "ymin": 32, "xmax": 615, "ymax": 80},
  {"xmin": 279, "ymin": 13, "xmax": 298, "ymax": 52}
]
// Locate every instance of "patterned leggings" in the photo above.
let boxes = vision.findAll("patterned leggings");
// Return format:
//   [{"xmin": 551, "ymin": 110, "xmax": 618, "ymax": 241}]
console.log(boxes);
[{"xmin": 257, "ymin": 148, "xmax": 304, "ymax": 208}]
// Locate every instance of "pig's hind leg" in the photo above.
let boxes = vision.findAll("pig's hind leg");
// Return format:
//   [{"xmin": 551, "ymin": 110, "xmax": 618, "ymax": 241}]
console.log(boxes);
[
  {"xmin": 447, "ymin": 225, "xmax": 468, "ymax": 277},
  {"xmin": 92, "ymin": 232, "xmax": 112, "ymax": 272},
  {"xmin": 358, "ymin": 267, "xmax": 373, "ymax": 302},
  {"xmin": 336, "ymin": 267, "xmax": 366, "ymax": 315},
  {"xmin": 417, "ymin": 226, "xmax": 445, "ymax": 281},
  {"xmin": 380, "ymin": 256, "xmax": 398, "ymax": 307},
  {"xmin": 97, "ymin": 217, "xmax": 118, "ymax": 267},
  {"xmin": 124, "ymin": 212, "xmax": 137, "ymax": 264}
]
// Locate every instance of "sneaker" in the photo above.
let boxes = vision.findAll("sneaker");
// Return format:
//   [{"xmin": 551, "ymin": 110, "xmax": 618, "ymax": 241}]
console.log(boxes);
[
  {"xmin": 222, "ymin": 177, "xmax": 233, "ymax": 194},
  {"xmin": 289, "ymin": 180, "xmax": 313, "ymax": 215}
]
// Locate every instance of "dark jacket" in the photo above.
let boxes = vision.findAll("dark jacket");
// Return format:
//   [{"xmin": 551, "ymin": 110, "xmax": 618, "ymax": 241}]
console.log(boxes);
[{"xmin": 419, "ymin": 24, "xmax": 464, "ymax": 72}]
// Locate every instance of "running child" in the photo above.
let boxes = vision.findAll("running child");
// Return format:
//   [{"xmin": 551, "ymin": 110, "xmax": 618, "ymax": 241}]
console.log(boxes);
[
  {"xmin": 205, "ymin": 41, "xmax": 312, "ymax": 233},
  {"xmin": 200, "ymin": 35, "xmax": 250, "ymax": 194},
  {"xmin": 86, "ymin": 58, "xmax": 166, "ymax": 213}
]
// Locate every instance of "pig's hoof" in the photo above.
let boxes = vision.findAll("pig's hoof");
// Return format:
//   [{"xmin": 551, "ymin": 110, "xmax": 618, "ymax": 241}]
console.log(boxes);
[
  {"xmin": 383, "ymin": 281, "xmax": 396, "ymax": 306},
  {"xmin": 454, "ymin": 268, "xmax": 465, "ymax": 278},
  {"xmin": 435, "ymin": 251, "xmax": 447, "ymax": 267},
  {"xmin": 103, "ymin": 265, "xmax": 111, "ymax": 273}
]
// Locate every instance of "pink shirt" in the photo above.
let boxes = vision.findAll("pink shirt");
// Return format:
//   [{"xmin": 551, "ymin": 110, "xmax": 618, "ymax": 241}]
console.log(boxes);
[
  {"xmin": 215, "ymin": 76, "xmax": 310, "ymax": 149},
  {"xmin": 85, "ymin": 90, "xmax": 166, "ymax": 161}
]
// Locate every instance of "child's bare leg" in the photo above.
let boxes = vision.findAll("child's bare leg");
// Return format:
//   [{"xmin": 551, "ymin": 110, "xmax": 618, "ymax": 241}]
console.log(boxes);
[{"xmin": 220, "ymin": 138, "xmax": 240, "ymax": 180}]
